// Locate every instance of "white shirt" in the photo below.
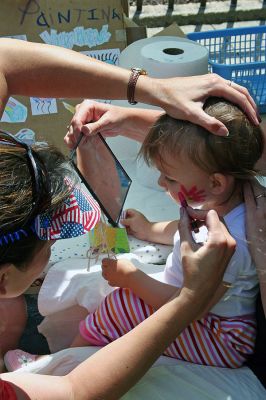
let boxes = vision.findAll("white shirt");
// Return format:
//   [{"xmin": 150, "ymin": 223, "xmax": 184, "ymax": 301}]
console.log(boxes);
[{"xmin": 163, "ymin": 204, "xmax": 259, "ymax": 317}]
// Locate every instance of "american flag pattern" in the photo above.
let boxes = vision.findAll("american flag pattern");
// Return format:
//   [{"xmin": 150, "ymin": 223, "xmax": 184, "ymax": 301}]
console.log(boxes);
[{"xmin": 35, "ymin": 186, "xmax": 101, "ymax": 240}]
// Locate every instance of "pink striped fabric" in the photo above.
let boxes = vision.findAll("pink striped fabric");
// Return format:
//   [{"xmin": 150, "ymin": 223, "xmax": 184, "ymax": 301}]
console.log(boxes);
[{"xmin": 79, "ymin": 288, "xmax": 256, "ymax": 368}]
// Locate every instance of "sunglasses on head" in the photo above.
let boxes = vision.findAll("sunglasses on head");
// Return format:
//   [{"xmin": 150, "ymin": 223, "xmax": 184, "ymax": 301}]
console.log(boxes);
[{"xmin": 0, "ymin": 129, "xmax": 51, "ymax": 235}]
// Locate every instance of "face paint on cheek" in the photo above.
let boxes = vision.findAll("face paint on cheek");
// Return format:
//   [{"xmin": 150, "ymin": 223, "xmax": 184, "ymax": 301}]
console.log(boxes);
[{"xmin": 180, "ymin": 184, "xmax": 206, "ymax": 203}]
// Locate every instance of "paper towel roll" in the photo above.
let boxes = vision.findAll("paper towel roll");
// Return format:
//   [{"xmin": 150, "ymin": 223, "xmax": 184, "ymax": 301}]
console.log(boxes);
[{"xmin": 119, "ymin": 36, "xmax": 208, "ymax": 78}]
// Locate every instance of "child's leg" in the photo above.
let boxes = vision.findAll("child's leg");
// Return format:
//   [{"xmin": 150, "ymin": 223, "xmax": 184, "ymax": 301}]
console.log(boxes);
[
  {"xmin": 70, "ymin": 332, "xmax": 93, "ymax": 348},
  {"xmin": 80, "ymin": 288, "xmax": 257, "ymax": 368},
  {"xmin": 79, "ymin": 287, "xmax": 155, "ymax": 346}
]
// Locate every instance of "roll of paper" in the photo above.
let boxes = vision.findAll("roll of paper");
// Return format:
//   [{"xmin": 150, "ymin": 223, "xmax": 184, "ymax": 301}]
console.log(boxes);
[{"xmin": 119, "ymin": 36, "xmax": 208, "ymax": 78}]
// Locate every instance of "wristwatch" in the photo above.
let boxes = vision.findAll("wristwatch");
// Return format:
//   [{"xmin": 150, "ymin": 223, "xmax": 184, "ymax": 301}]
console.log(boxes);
[{"xmin": 127, "ymin": 67, "xmax": 147, "ymax": 105}]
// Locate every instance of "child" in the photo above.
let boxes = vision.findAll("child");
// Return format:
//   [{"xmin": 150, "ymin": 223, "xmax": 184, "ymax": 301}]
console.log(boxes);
[{"xmin": 7, "ymin": 98, "xmax": 263, "ymax": 369}]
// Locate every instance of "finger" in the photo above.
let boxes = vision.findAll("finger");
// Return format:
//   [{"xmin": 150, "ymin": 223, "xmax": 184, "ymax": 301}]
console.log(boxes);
[
  {"xmin": 190, "ymin": 107, "xmax": 229, "ymax": 136},
  {"xmin": 124, "ymin": 209, "xmax": 137, "ymax": 217},
  {"xmin": 82, "ymin": 116, "xmax": 110, "ymax": 136},
  {"xmin": 227, "ymin": 81, "xmax": 260, "ymax": 122},
  {"xmin": 186, "ymin": 206, "xmax": 208, "ymax": 221},
  {"xmin": 214, "ymin": 79, "xmax": 259, "ymax": 126},
  {"xmin": 179, "ymin": 207, "xmax": 198, "ymax": 252},
  {"xmin": 64, "ymin": 132, "xmax": 76, "ymax": 149},
  {"xmin": 120, "ymin": 218, "xmax": 131, "ymax": 228},
  {"xmin": 102, "ymin": 257, "xmax": 113, "ymax": 267}
]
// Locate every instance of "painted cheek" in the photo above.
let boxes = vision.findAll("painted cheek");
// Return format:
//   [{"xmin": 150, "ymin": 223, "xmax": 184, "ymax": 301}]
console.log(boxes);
[{"xmin": 180, "ymin": 184, "xmax": 206, "ymax": 203}]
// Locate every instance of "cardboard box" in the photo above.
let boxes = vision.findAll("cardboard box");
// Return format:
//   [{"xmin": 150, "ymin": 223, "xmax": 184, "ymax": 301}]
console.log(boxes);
[{"xmin": 0, "ymin": 0, "xmax": 127, "ymax": 152}]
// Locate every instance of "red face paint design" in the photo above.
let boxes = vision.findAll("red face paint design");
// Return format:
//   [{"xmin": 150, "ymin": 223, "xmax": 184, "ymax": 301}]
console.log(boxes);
[
  {"xmin": 180, "ymin": 184, "xmax": 206, "ymax": 203},
  {"xmin": 178, "ymin": 191, "xmax": 188, "ymax": 208}
]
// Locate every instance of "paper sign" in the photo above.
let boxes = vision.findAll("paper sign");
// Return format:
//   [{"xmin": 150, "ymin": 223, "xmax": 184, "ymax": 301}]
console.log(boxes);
[
  {"xmin": 0, "ymin": 0, "xmax": 126, "ymax": 153},
  {"xmin": 81, "ymin": 48, "xmax": 120, "ymax": 65},
  {"xmin": 1, "ymin": 97, "xmax": 27, "ymax": 123},
  {"xmin": 30, "ymin": 97, "xmax": 58, "ymax": 116}
]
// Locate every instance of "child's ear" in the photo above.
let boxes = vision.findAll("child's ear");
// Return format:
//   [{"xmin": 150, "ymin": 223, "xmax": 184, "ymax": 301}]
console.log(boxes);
[
  {"xmin": 209, "ymin": 173, "xmax": 234, "ymax": 195},
  {"xmin": 0, "ymin": 265, "xmax": 11, "ymax": 295}
]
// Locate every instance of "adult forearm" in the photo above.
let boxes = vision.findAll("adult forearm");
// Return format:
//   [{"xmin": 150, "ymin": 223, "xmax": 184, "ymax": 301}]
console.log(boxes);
[
  {"xmin": 65, "ymin": 288, "xmax": 205, "ymax": 400},
  {"xmin": 0, "ymin": 39, "xmax": 127, "ymax": 103},
  {"xmin": 0, "ymin": 289, "xmax": 207, "ymax": 400},
  {"xmin": 121, "ymin": 108, "xmax": 163, "ymax": 143},
  {"xmin": 127, "ymin": 269, "xmax": 179, "ymax": 309},
  {"xmin": 0, "ymin": 39, "xmax": 160, "ymax": 115}
]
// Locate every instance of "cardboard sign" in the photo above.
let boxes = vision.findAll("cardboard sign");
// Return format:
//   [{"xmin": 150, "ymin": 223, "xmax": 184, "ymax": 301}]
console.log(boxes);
[{"xmin": 0, "ymin": 0, "xmax": 127, "ymax": 152}]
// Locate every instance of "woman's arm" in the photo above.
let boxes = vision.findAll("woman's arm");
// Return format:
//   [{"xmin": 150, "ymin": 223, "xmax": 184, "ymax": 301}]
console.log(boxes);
[
  {"xmin": 244, "ymin": 180, "xmax": 266, "ymax": 316},
  {"xmin": 1, "ymin": 209, "xmax": 236, "ymax": 400},
  {"xmin": 0, "ymin": 38, "xmax": 259, "ymax": 136}
]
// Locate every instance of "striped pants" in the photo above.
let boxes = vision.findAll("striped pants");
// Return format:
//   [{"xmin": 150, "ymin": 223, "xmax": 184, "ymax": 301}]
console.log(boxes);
[{"xmin": 79, "ymin": 288, "xmax": 256, "ymax": 368}]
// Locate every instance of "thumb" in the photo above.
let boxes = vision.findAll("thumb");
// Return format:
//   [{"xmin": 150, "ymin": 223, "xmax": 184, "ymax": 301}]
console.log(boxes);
[
  {"xmin": 82, "ymin": 111, "xmax": 113, "ymax": 136},
  {"xmin": 124, "ymin": 209, "xmax": 136, "ymax": 218},
  {"xmin": 120, "ymin": 218, "xmax": 131, "ymax": 227},
  {"xmin": 186, "ymin": 206, "xmax": 208, "ymax": 221},
  {"xmin": 82, "ymin": 120, "xmax": 105, "ymax": 136}
]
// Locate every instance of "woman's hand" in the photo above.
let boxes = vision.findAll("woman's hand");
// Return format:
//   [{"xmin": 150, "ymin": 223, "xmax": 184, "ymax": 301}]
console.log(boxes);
[
  {"xmin": 178, "ymin": 207, "xmax": 236, "ymax": 306},
  {"xmin": 121, "ymin": 209, "xmax": 152, "ymax": 241},
  {"xmin": 65, "ymin": 74, "xmax": 260, "ymax": 149},
  {"xmin": 154, "ymin": 74, "xmax": 260, "ymax": 136},
  {"xmin": 64, "ymin": 99, "xmax": 162, "ymax": 148},
  {"xmin": 101, "ymin": 258, "xmax": 137, "ymax": 288}
]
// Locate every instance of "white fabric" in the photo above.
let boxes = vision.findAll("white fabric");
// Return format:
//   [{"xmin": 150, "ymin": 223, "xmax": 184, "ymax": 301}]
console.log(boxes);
[
  {"xmin": 164, "ymin": 204, "xmax": 259, "ymax": 316},
  {"xmin": 38, "ymin": 254, "xmax": 165, "ymax": 352},
  {"xmin": 12, "ymin": 347, "xmax": 266, "ymax": 399}
]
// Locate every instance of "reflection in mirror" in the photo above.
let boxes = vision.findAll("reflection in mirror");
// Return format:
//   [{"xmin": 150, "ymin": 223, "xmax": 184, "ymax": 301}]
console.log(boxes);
[{"xmin": 73, "ymin": 134, "xmax": 131, "ymax": 226}]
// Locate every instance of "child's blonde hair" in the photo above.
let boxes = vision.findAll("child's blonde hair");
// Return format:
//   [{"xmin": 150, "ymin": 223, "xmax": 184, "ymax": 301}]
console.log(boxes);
[{"xmin": 140, "ymin": 98, "xmax": 263, "ymax": 181}]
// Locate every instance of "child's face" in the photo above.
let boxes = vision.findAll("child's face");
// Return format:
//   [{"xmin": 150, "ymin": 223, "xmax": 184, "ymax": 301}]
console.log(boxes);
[
  {"xmin": 155, "ymin": 152, "xmax": 210, "ymax": 207},
  {"xmin": 0, "ymin": 241, "xmax": 55, "ymax": 298}
]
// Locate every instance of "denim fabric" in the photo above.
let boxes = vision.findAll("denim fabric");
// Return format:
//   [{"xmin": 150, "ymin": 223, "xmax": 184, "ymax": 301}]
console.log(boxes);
[{"xmin": 18, "ymin": 294, "xmax": 50, "ymax": 355}]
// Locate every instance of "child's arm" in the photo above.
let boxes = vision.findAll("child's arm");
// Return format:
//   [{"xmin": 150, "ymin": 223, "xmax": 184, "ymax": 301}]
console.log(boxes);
[
  {"xmin": 102, "ymin": 258, "xmax": 180, "ymax": 309},
  {"xmin": 121, "ymin": 209, "xmax": 178, "ymax": 245}
]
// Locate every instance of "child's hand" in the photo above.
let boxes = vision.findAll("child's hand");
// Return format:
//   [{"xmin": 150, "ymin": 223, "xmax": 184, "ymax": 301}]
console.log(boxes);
[
  {"xmin": 120, "ymin": 209, "xmax": 152, "ymax": 240},
  {"xmin": 101, "ymin": 258, "xmax": 137, "ymax": 288}
]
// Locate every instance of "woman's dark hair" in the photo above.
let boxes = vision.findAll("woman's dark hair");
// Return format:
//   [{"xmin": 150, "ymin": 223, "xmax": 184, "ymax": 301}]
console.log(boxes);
[
  {"xmin": 140, "ymin": 97, "xmax": 263, "ymax": 180},
  {"xmin": 0, "ymin": 140, "xmax": 76, "ymax": 269}
]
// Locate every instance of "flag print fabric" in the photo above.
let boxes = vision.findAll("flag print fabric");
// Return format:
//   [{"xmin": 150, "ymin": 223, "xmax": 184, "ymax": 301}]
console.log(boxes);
[{"xmin": 35, "ymin": 186, "xmax": 101, "ymax": 240}]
